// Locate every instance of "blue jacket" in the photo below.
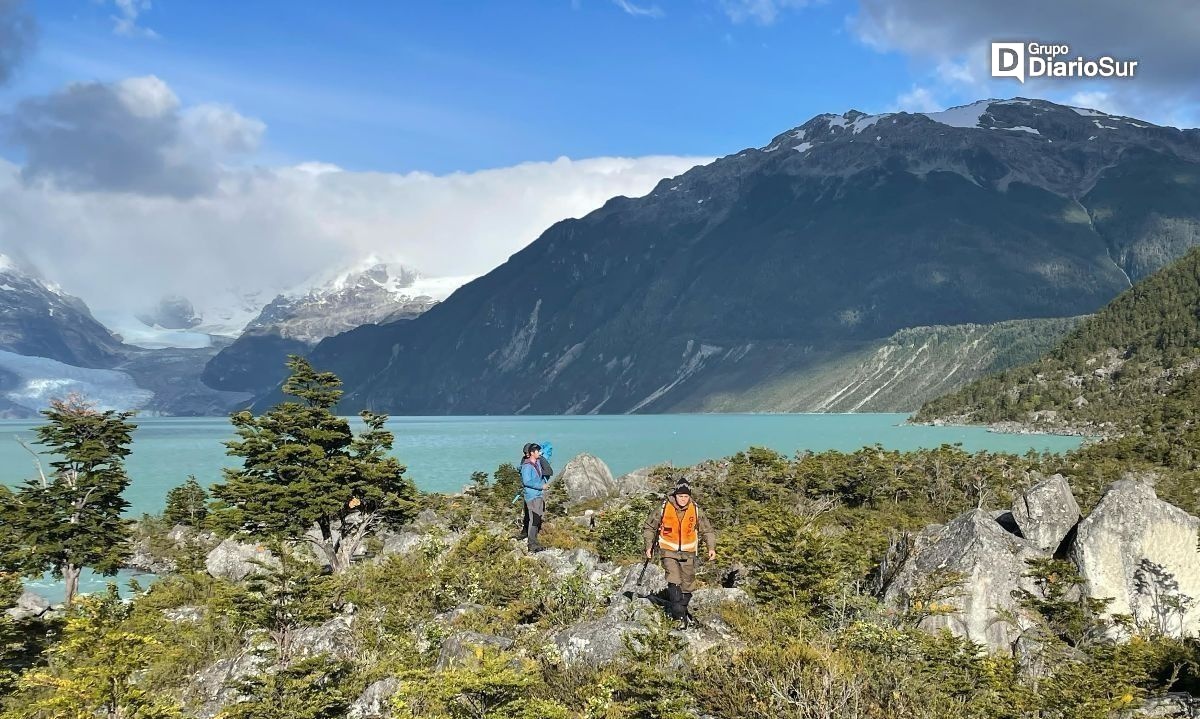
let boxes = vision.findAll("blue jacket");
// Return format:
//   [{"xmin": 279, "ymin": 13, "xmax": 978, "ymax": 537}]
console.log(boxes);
[{"xmin": 521, "ymin": 459, "xmax": 547, "ymax": 501}]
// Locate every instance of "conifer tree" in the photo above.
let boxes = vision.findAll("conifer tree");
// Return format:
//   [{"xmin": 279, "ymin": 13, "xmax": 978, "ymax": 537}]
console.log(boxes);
[
  {"xmin": 210, "ymin": 356, "xmax": 418, "ymax": 573},
  {"xmin": 163, "ymin": 476, "xmax": 208, "ymax": 527},
  {"xmin": 0, "ymin": 395, "xmax": 136, "ymax": 607}
]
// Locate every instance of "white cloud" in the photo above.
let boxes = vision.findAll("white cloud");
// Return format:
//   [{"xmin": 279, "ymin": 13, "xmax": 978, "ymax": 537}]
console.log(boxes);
[
  {"xmin": 3, "ymin": 75, "xmax": 263, "ymax": 197},
  {"xmin": 111, "ymin": 0, "xmax": 158, "ymax": 39},
  {"xmin": 611, "ymin": 0, "xmax": 663, "ymax": 18},
  {"xmin": 891, "ymin": 86, "xmax": 941, "ymax": 113},
  {"xmin": 721, "ymin": 0, "xmax": 814, "ymax": 25},
  {"xmin": 851, "ymin": 0, "xmax": 1200, "ymax": 127}
]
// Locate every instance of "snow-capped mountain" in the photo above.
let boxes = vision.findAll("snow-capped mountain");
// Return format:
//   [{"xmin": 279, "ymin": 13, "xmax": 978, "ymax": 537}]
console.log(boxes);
[
  {"xmin": 202, "ymin": 259, "xmax": 472, "ymax": 394},
  {"xmin": 0, "ymin": 253, "xmax": 125, "ymax": 369},
  {"xmin": 269, "ymin": 97, "xmax": 1200, "ymax": 415}
]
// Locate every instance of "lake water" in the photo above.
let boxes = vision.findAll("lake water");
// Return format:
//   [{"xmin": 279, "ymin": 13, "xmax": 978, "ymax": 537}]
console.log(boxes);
[{"xmin": 1, "ymin": 414, "xmax": 1082, "ymax": 602}]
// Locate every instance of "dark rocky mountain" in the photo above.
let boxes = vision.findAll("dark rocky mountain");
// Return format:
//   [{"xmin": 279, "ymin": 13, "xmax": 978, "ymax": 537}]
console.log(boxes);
[
  {"xmin": 0, "ymin": 254, "xmax": 125, "ymax": 369},
  {"xmin": 203, "ymin": 262, "xmax": 450, "ymax": 395},
  {"xmin": 252, "ymin": 98, "xmax": 1200, "ymax": 415}
]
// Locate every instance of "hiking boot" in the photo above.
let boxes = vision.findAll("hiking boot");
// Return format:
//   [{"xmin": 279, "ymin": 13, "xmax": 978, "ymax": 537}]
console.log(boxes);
[{"xmin": 529, "ymin": 544, "xmax": 546, "ymax": 554}]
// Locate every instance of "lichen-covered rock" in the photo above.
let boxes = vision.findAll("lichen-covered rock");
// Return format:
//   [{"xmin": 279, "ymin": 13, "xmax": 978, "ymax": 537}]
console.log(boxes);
[
  {"xmin": 554, "ymin": 615, "xmax": 649, "ymax": 667},
  {"xmin": 377, "ymin": 531, "xmax": 430, "ymax": 558},
  {"xmin": 614, "ymin": 466, "xmax": 662, "ymax": 497},
  {"xmin": 559, "ymin": 453, "xmax": 618, "ymax": 503},
  {"xmin": 347, "ymin": 677, "xmax": 400, "ymax": 719},
  {"xmin": 884, "ymin": 509, "xmax": 1047, "ymax": 652},
  {"xmin": 191, "ymin": 651, "xmax": 269, "ymax": 719},
  {"xmin": 205, "ymin": 538, "xmax": 280, "ymax": 582},
  {"xmin": 291, "ymin": 614, "xmax": 356, "ymax": 660},
  {"xmin": 1012, "ymin": 473, "xmax": 1080, "ymax": 552},
  {"xmin": 5, "ymin": 590, "xmax": 50, "ymax": 621},
  {"xmin": 687, "ymin": 587, "xmax": 752, "ymax": 613},
  {"xmin": 1070, "ymin": 479, "xmax": 1200, "ymax": 637},
  {"xmin": 435, "ymin": 632, "xmax": 514, "ymax": 670}
]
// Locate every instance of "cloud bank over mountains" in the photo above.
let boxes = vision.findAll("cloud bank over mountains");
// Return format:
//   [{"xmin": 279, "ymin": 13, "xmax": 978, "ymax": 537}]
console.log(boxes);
[{"xmin": 0, "ymin": 74, "xmax": 706, "ymax": 315}]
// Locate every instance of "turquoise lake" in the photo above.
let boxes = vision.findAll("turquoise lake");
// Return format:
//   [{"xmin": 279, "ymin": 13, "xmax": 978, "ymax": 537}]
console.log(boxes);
[{"xmin": 2, "ymin": 414, "xmax": 1082, "ymax": 601}]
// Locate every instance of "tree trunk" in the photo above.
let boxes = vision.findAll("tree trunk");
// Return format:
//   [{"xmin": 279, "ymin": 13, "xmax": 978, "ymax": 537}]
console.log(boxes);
[{"xmin": 64, "ymin": 562, "xmax": 80, "ymax": 609}]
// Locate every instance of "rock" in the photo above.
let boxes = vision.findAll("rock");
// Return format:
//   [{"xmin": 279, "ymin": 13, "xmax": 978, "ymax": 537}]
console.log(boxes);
[
  {"xmin": 883, "ymin": 509, "xmax": 1047, "ymax": 652},
  {"xmin": 127, "ymin": 538, "xmax": 177, "ymax": 574},
  {"xmin": 615, "ymin": 561, "xmax": 667, "ymax": 603},
  {"xmin": 5, "ymin": 590, "xmax": 50, "ymax": 621},
  {"xmin": 291, "ymin": 615, "xmax": 356, "ymax": 660},
  {"xmin": 163, "ymin": 606, "xmax": 204, "ymax": 623},
  {"xmin": 554, "ymin": 615, "xmax": 650, "ymax": 667},
  {"xmin": 687, "ymin": 587, "xmax": 752, "ymax": 613},
  {"xmin": 347, "ymin": 677, "xmax": 401, "ymax": 719},
  {"xmin": 1012, "ymin": 473, "xmax": 1080, "ymax": 552},
  {"xmin": 559, "ymin": 453, "xmax": 618, "ymax": 503},
  {"xmin": 377, "ymin": 531, "xmax": 431, "ymax": 558},
  {"xmin": 1070, "ymin": 479, "xmax": 1200, "ymax": 637},
  {"xmin": 435, "ymin": 632, "xmax": 514, "ymax": 670},
  {"xmin": 205, "ymin": 538, "xmax": 280, "ymax": 582},
  {"xmin": 614, "ymin": 466, "xmax": 661, "ymax": 497},
  {"xmin": 535, "ymin": 547, "xmax": 602, "ymax": 577},
  {"xmin": 191, "ymin": 651, "xmax": 269, "ymax": 719},
  {"xmin": 1139, "ymin": 692, "xmax": 1200, "ymax": 717},
  {"xmin": 434, "ymin": 603, "xmax": 485, "ymax": 624}
]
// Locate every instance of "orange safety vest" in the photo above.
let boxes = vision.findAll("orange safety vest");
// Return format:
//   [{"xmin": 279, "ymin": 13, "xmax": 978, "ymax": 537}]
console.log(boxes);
[{"xmin": 658, "ymin": 501, "xmax": 699, "ymax": 552}]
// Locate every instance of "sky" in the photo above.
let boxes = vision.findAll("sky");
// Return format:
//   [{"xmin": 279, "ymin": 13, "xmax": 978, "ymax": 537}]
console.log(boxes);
[{"xmin": 0, "ymin": 0, "xmax": 1197, "ymax": 317}]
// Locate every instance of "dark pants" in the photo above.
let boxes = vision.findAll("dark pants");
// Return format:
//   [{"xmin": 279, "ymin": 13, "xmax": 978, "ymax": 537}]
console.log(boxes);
[
  {"xmin": 662, "ymin": 552, "xmax": 696, "ymax": 620},
  {"xmin": 525, "ymin": 497, "xmax": 545, "ymax": 550}
]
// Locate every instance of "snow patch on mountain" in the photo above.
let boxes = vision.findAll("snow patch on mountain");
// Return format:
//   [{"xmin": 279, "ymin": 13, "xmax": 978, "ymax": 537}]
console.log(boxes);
[
  {"xmin": 921, "ymin": 100, "xmax": 995, "ymax": 129},
  {"xmin": 96, "ymin": 312, "xmax": 214, "ymax": 350},
  {"xmin": 0, "ymin": 350, "xmax": 152, "ymax": 413}
]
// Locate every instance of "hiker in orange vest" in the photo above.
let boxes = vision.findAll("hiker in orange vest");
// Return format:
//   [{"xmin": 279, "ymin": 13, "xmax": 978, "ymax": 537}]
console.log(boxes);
[{"xmin": 642, "ymin": 482, "xmax": 716, "ymax": 629}]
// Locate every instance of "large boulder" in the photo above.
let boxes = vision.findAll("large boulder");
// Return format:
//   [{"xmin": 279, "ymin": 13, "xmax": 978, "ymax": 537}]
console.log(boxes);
[
  {"xmin": 1070, "ymin": 479, "xmax": 1200, "ymax": 636},
  {"xmin": 191, "ymin": 651, "xmax": 269, "ymax": 719},
  {"xmin": 559, "ymin": 454, "xmax": 619, "ymax": 503},
  {"xmin": 5, "ymin": 590, "xmax": 50, "ymax": 621},
  {"xmin": 614, "ymin": 466, "xmax": 663, "ymax": 497},
  {"xmin": 205, "ymin": 538, "xmax": 280, "ymax": 582},
  {"xmin": 884, "ymin": 509, "xmax": 1048, "ymax": 652},
  {"xmin": 1012, "ymin": 473, "xmax": 1081, "ymax": 552},
  {"xmin": 347, "ymin": 677, "xmax": 400, "ymax": 719},
  {"xmin": 292, "ymin": 614, "xmax": 356, "ymax": 660},
  {"xmin": 554, "ymin": 614, "xmax": 650, "ymax": 667}
]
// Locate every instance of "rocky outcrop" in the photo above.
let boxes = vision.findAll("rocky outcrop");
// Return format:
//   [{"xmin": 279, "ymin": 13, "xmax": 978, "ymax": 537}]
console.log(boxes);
[
  {"xmin": 884, "ymin": 509, "xmax": 1047, "ymax": 651},
  {"xmin": 1012, "ymin": 473, "xmax": 1080, "ymax": 552},
  {"xmin": 554, "ymin": 615, "xmax": 649, "ymax": 667},
  {"xmin": 559, "ymin": 454, "xmax": 618, "ymax": 503},
  {"xmin": 1070, "ymin": 479, "xmax": 1200, "ymax": 636},
  {"xmin": 205, "ymin": 538, "xmax": 280, "ymax": 582},
  {"xmin": 191, "ymin": 650, "xmax": 269, "ymax": 719},
  {"xmin": 5, "ymin": 590, "xmax": 50, "ymax": 621},
  {"xmin": 347, "ymin": 677, "xmax": 400, "ymax": 719},
  {"xmin": 614, "ymin": 466, "xmax": 663, "ymax": 497}
]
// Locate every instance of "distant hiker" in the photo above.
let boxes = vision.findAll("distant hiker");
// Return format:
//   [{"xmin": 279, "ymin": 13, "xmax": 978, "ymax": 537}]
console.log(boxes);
[
  {"xmin": 517, "ymin": 442, "xmax": 554, "ymax": 542},
  {"xmin": 643, "ymin": 481, "xmax": 716, "ymax": 629},
  {"xmin": 520, "ymin": 443, "xmax": 549, "ymax": 552}
]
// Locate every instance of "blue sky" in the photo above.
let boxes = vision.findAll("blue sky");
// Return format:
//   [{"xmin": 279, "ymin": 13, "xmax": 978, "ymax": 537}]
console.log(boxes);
[
  {"xmin": 0, "ymin": 0, "xmax": 1196, "ymax": 314},
  {"xmin": 11, "ymin": 0, "xmax": 918, "ymax": 173}
]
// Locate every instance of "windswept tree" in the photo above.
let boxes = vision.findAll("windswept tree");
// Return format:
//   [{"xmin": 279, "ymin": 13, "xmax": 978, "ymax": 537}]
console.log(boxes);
[
  {"xmin": 0, "ymin": 395, "xmax": 136, "ymax": 608},
  {"xmin": 163, "ymin": 476, "xmax": 208, "ymax": 527},
  {"xmin": 210, "ymin": 356, "xmax": 418, "ymax": 573}
]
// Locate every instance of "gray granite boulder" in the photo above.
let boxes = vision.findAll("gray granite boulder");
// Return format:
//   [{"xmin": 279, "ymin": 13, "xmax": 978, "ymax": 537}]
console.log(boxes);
[
  {"xmin": 560, "ymin": 453, "xmax": 619, "ymax": 503},
  {"xmin": 554, "ymin": 615, "xmax": 650, "ymax": 667},
  {"xmin": 205, "ymin": 538, "xmax": 280, "ymax": 582},
  {"xmin": 1070, "ymin": 479, "xmax": 1200, "ymax": 637},
  {"xmin": 347, "ymin": 677, "xmax": 401, "ymax": 718},
  {"xmin": 1012, "ymin": 473, "xmax": 1081, "ymax": 552},
  {"xmin": 884, "ymin": 509, "xmax": 1047, "ymax": 652},
  {"xmin": 291, "ymin": 614, "xmax": 356, "ymax": 660},
  {"xmin": 5, "ymin": 590, "xmax": 50, "ymax": 621},
  {"xmin": 191, "ymin": 651, "xmax": 269, "ymax": 719},
  {"xmin": 688, "ymin": 587, "xmax": 752, "ymax": 613}
]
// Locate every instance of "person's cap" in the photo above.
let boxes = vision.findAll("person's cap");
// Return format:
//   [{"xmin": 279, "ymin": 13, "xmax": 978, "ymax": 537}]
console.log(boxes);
[
  {"xmin": 525, "ymin": 442, "xmax": 541, "ymax": 453},
  {"xmin": 671, "ymin": 482, "xmax": 692, "ymax": 496}
]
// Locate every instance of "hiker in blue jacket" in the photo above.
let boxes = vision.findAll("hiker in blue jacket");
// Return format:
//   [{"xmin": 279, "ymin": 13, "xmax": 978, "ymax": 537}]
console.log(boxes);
[{"xmin": 520, "ymin": 443, "xmax": 548, "ymax": 552}]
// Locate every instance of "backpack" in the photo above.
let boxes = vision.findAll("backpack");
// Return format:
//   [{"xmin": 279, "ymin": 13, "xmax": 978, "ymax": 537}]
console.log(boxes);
[{"xmin": 538, "ymin": 456, "xmax": 554, "ymax": 479}]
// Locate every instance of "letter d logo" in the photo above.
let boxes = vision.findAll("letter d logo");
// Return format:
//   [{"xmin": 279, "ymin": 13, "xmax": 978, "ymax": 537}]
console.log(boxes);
[{"xmin": 991, "ymin": 42, "xmax": 1025, "ymax": 83}]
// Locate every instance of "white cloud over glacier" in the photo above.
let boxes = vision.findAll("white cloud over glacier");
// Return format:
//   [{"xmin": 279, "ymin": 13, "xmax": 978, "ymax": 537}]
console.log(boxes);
[{"xmin": 0, "ymin": 76, "xmax": 707, "ymax": 316}]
